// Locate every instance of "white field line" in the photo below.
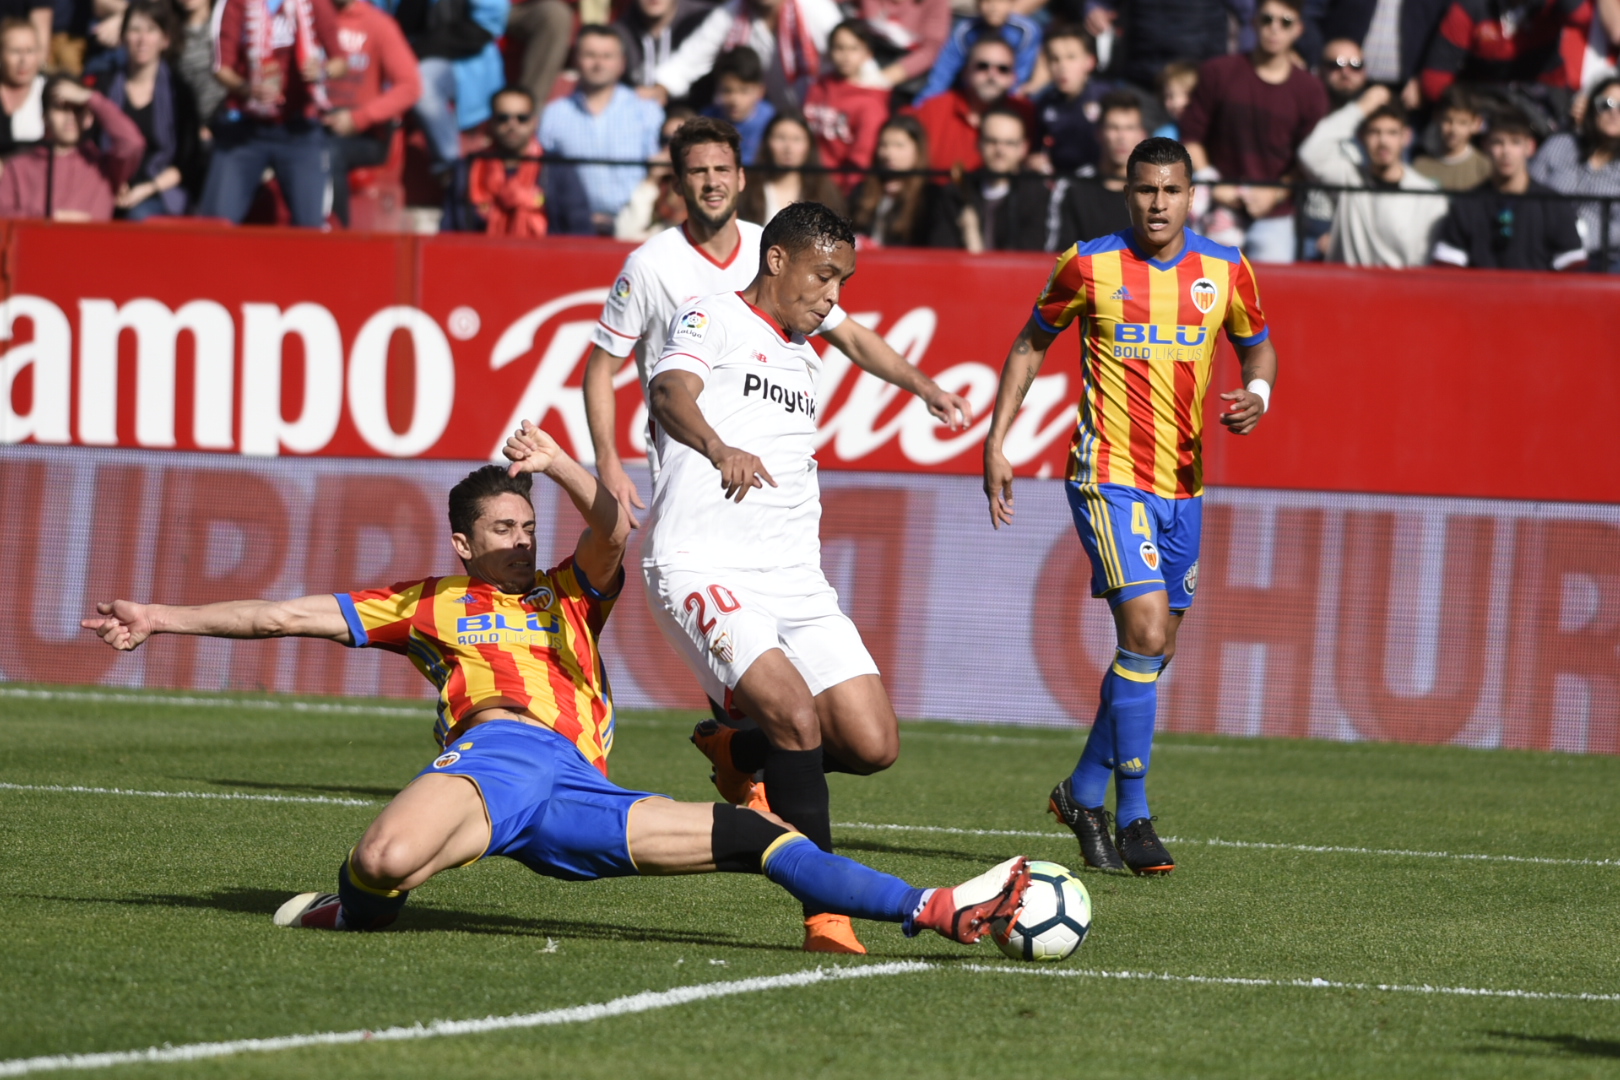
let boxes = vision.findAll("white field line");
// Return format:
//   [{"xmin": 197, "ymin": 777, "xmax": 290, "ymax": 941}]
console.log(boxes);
[
  {"xmin": 0, "ymin": 783, "xmax": 375, "ymax": 808},
  {"xmin": 0, "ymin": 687, "xmax": 431, "ymax": 719},
  {"xmin": 835, "ymin": 821, "xmax": 1620, "ymax": 869},
  {"xmin": 3, "ymin": 958, "xmax": 1615, "ymax": 1077},
  {"xmin": 0, "ymin": 962, "xmax": 929, "ymax": 1077},
  {"xmin": 956, "ymin": 963, "xmax": 1620, "ymax": 1003}
]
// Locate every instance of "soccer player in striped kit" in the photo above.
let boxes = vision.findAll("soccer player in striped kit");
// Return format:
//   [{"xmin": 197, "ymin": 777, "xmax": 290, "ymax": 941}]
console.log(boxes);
[{"xmin": 982, "ymin": 137, "xmax": 1279, "ymax": 875}]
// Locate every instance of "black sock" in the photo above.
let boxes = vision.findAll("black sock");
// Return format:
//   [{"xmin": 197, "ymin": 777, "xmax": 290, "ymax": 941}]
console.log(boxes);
[
  {"xmin": 728, "ymin": 727, "xmax": 771, "ymax": 774},
  {"xmin": 822, "ymin": 750, "xmax": 862, "ymax": 775},
  {"xmin": 763, "ymin": 745, "xmax": 834, "ymax": 919}
]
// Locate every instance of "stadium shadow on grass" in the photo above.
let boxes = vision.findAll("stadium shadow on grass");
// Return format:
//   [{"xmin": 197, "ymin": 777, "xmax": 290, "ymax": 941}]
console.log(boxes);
[
  {"xmin": 190, "ymin": 777, "xmax": 402, "ymax": 799},
  {"xmin": 399, "ymin": 905, "xmax": 806, "ymax": 952},
  {"xmin": 17, "ymin": 889, "xmax": 292, "ymax": 916},
  {"xmin": 832, "ymin": 838, "xmax": 992, "ymax": 862},
  {"xmin": 1479, "ymin": 1032, "xmax": 1620, "ymax": 1059}
]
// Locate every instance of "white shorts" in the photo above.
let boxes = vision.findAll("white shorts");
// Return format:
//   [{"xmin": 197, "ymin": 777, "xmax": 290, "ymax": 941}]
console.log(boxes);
[{"xmin": 645, "ymin": 564, "xmax": 880, "ymax": 705}]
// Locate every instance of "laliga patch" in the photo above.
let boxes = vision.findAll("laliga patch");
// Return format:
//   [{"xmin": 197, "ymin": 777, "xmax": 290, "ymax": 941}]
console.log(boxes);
[
  {"xmin": 1139, "ymin": 541, "xmax": 1161, "ymax": 571},
  {"xmin": 709, "ymin": 631, "xmax": 735, "ymax": 664},
  {"xmin": 525, "ymin": 585, "xmax": 556, "ymax": 609},
  {"xmin": 1184, "ymin": 561, "xmax": 1199, "ymax": 594},
  {"xmin": 673, "ymin": 309, "xmax": 709, "ymax": 343},
  {"xmin": 1190, "ymin": 277, "xmax": 1218, "ymax": 315},
  {"xmin": 432, "ymin": 751, "xmax": 461, "ymax": 769},
  {"xmin": 613, "ymin": 274, "xmax": 632, "ymax": 301}
]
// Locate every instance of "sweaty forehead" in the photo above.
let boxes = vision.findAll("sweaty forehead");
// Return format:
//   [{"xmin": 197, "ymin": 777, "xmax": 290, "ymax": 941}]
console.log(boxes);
[{"xmin": 790, "ymin": 239, "xmax": 855, "ymax": 272}]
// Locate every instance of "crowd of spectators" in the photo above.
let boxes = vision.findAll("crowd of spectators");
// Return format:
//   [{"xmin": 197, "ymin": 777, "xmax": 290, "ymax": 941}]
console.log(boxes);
[{"xmin": 2, "ymin": 0, "xmax": 1618, "ymax": 269}]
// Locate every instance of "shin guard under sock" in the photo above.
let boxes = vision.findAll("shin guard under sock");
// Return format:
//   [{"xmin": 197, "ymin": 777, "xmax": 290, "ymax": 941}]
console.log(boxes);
[
  {"xmin": 1109, "ymin": 648, "xmax": 1166, "ymax": 824},
  {"xmin": 1070, "ymin": 673, "xmax": 1117, "ymax": 808},
  {"xmin": 727, "ymin": 726, "xmax": 770, "ymax": 774},
  {"xmin": 763, "ymin": 744, "xmax": 834, "ymax": 917},
  {"xmin": 337, "ymin": 854, "xmax": 409, "ymax": 931},
  {"xmin": 761, "ymin": 834, "xmax": 925, "ymax": 925}
]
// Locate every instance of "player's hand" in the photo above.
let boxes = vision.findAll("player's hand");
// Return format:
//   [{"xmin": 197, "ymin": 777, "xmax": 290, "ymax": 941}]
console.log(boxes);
[
  {"xmin": 596, "ymin": 454, "xmax": 646, "ymax": 529},
  {"xmin": 924, "ymin": 385, "xmax": 974, "ymax": 431},
  {"xmin": 983, "ymin": 445, "xmax": 1016, "ymax": 529},
  {"xmin": 504, "ymin": 420, "xmax": 562, "ymax": 476},
  {"xmin": 81, "ymin": 600, "xmax": 155, "ymax": 651},
  {"xmin": 708, "ymin": 442, "xmax": 776, "ymax": 502},
  {"xmin": 1218, "ymin": 388, "xmax": 1265, "ymax": 435}
]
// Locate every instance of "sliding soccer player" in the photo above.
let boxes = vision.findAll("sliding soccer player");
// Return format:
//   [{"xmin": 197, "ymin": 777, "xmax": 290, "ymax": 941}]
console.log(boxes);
[
  {"xmin": 81, "ymin": 425, "xmax": 1031, "ymax": 944},
  {"xmin": 982, "ymin": 137, "xmax": 1279, "ymax": 875}
]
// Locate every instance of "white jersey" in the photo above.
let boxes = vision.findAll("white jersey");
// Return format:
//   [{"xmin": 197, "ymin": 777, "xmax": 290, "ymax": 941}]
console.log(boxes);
[
  {"xmin": 590, "ymin": 220, "xmax": 847, "ymax": 391},
  {"xmin": 644, "ymin": 291, "xmax": 824, "ymax": 572}
]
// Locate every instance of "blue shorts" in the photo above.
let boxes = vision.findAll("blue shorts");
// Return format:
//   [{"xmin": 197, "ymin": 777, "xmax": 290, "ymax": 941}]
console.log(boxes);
[
  {"xmin": 1065, "ymin": 482, "xmax": 1203, "ymax": 612},
  {"xmin": 417, "ymin": 721, "xmax": 663, "ymax": 881}
]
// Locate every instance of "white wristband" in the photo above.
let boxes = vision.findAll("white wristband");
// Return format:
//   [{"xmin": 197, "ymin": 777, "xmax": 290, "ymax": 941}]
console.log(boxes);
[{"xmin": 1246, "ymin": 379, "xmax": 1271, "ymax": 412}]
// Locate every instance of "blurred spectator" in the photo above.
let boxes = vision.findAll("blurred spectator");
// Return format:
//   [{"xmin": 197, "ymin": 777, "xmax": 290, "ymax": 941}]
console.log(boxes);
[
  {"xmin": 850, "ymin": 113, "xmax": 943, "ymax": 243},
  {"xmin": 540, "ymin": 25, "xmax": 664, "ymax": 232},
  {"xmin": 915, "ymin": 0, "xmax": 1042, "ymax": 104},
  {"xmin": 1181, "ymin": 0, "xmax": 1329, "ymax": 261},
  {"xmin": 1298, "ymin": 84, "xmax": 1446, "ymax": 265},
  {"xmin": 1413, "ymin": 85, "xmax": 1490, "ymax": 188},
  {"xmin": 803, "ymin": 19, "xmax": 889, "ymax": 192},
  {"xmin": 859, "ymin": 0, "xmax": 950, "ymax": 89},
  {"xmin": 0, "ymin": 0, "xmax": 50, "ymax": 69},
  {"xmin": 1321, "ymin": 0, "xmax": 1450, "ymax": 93},
  {"xmin": 0, "ymin": 74, "xmax": 143, "ymax": 218},
  {"xmin": 739, "ymin": 110, "xmax": 844, "ymax": 222},
  {"xmin": 654, "ymin": 0, "xmax": 843, "ymax": 110},
  {"xmin": 1093, "ymin": 0, "xmax": 1234, "ymax": 91},
  {"xmin": 1151, "ymin": 58, "xmax": 1196, "ymax": 139},
  {"xmin": 1531, "ymin": 76, "xmax": 1620, "ymax": 269},
  {"xmin": 614, "ymin": 105, "xmax": 692, "ymax": 239},
  {"xmin": 504, "ymin": 0, "xmax": 574, "ymax": 106},
  {"xmin": 172, "ymin": 0, "xmax": 224, "ymax": 122},
  {"xmin": 1419, "ymin": 0, "xmax": 1587, "ymax": 115},
  {"xmin": 928, "ymin": 103, "xmax": 1052, "ymax": 249},
  {"xmin": 201, "ymin": 0, "xmax": 343, "ymax": 227},
  {"xmin": 1432, "ymin": 107, "xmax": 1585, "ymax": 269},
  {"xmin": 450, "ymin": 85, "xmax": 592, "ymax": 235},
  {"xmin": 908, "ymin": 36, "xmax": 1034, "ymax": 171},
  {"xmin": 615, "ymin": 0, "xmax": 709, "ymax": 87},
  {"xmin": 323, "ymin": 0, "xmax": 421, "ymax": 227},
  {"xmin": 1053, "ymin": 88, "xmax": 1140, "ymax": 246},
  {"xmin": 1320, "ymin": 37, "xmax": 1366, "ymax": 107},
  {"xmin": 100, "ymin": 0, "xmax": 199, "ymax": 218},
  {"xmin": 1029, "ymin": 24, "xmax": 1100, "ymax": 175},
  {"xmin": 0, "ymin": 19, "xmax": 44, "ymax": 153},
  {"xmin": 701, "ymin": 45, "xmax": 773, "ymax": 162},
  {"xmin": 390, "ymin": 0, "xmax": 508, "ymax": 173}
]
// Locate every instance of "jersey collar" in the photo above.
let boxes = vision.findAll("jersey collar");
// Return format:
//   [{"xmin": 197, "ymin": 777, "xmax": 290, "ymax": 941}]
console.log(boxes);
[
  {"xmin": 736, "ymin": 292, "xmax": 794, "ymax": 343},
  {"xmin": 1126, "ymin": 226, "xmax": 1193, "ymax": 271},
  {"xmin": 683, "ymin": 220, "xmax": 743, "ymax": 269}
]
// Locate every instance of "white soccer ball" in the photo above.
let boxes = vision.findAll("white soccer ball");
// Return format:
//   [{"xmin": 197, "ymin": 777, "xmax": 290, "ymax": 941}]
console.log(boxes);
[{"xmin": 991, "ymin": 860, "xmax": 1092, "ymax": 962}]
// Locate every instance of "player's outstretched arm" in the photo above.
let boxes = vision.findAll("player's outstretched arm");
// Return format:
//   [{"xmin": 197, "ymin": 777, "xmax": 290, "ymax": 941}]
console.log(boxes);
[
  {"xmin": 982, "ymin": 316, "xmax": 1057, "ymax": 529},
  {"xmin": 647, "ymin": 370, "xmax": 776, "ymax": 503},
  {"xmin": 81, "ymin": 594, "xmax": 352, "ymax": 652},
  {"xmin": 582, "ymin": 345, "xmax": 645, "ymax": 528},
  {"xmin": 821, "ymin": 319, "xmax": 972, "ymax": 430},
  {"xmin": 1219, "ymin": 337, "xmax": 1278, "ymax": 437},
  {"xmin": 503, "ymin": 420, "xmax": 630, "ymax": 588}
]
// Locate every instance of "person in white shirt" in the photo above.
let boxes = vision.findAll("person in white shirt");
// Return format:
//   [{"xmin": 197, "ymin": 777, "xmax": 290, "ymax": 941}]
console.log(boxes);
[
  {"xmin": 650, "ymin": 0, "xmax": 843, "ymax": 110},
  {"xmin": 643, "ymin": 201, "xmax": 967, "ymax": 955}
]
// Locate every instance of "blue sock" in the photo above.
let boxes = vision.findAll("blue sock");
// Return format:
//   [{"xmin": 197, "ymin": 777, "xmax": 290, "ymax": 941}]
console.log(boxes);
[
  {"xmin": 762, "ymin": 835, "xmax": 925, "ymax": 926},
  {"xmin": 1069, "ymin": 675, "xmax": 1116, "ymax": 807},
  {"xmin": 337, "ymin": 854, "xmax": 409, "ymax": 931},
  {"xmin": 1109, "ymin": 648, "xmax": 1166, "ymax": 824}
]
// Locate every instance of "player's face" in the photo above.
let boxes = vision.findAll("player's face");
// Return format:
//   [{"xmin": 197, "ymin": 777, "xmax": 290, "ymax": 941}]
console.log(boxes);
[
  {"xmin": 678, "ymin": 140, "xmax": 746, "ymax": 229},
  {"xmin": 1126, "ymin": 161, "xmax": 1191, "ymax": 245},
  {"xmin": 767, "ymin": 240, "xmax": 855, "ymax": 335},
  {"xmin": 1362, "ymin": 116, "xmax": 1407, "ymax": 169},
  {"xmin": 453, "ymin": 492, "xmax": 539, "ymax": 592}
]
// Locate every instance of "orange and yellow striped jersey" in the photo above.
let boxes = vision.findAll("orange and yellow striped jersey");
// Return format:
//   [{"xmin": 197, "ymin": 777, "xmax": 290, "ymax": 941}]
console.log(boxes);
[
  {"xmin": 337, "ymin": 559, "xmax": 622, "ymax": 773},
  {"xmin": 1033, "ymin": 228, "xmax": 1270, "ymax": 498}
]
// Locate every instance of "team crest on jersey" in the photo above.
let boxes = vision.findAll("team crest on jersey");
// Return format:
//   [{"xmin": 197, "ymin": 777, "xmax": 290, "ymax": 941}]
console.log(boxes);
[
  {"xmin": 710, "ymin": 631, "xmax": 734, "ymax": 664},
  {"xmin": 674, "ymin": 309, "xmax": 709, "ymax": 342},
  {"xmin": 1139, "ymin": 541, "xmax": 1161, "ymax": 571},
  {"xmin": 1190, "ymin": 277, "xmax": 1219, "ymax": 315},
  {"xmin": 1184, "ymin": 561, "xmax": 1199, "ymax": 594},
  {"xmin": 613, "ymin": 274, "xmax": 632, "ymax": 300},
  {"xmin": 432, "ymin": 751, "xmax": 461, "ymax": 769},
  {"xmin": 525, "ymin": 585, "xmax": 556, "ymax": 610}
]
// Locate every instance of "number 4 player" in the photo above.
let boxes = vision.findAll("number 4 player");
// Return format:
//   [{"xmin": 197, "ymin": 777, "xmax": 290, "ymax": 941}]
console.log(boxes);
[{"xmin": 982, "ymin": 137, "xmax": 1279, "ymax": 875}]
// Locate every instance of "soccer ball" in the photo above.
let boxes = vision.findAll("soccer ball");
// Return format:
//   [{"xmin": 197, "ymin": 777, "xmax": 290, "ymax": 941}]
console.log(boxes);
[{"xmin": 991, "ymin": 860, "xmax": 1091, "ymax": 962}]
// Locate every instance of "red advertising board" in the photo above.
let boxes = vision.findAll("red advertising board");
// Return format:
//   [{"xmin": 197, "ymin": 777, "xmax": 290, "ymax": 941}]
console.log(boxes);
[{"xmin": 4, "ymin": 221, "xmax": 1618, "ymax": 504}]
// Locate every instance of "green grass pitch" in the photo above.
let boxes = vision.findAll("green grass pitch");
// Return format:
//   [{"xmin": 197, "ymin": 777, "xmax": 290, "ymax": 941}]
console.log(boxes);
[{"xmin": 2, "ymin": 685, "xmax": 1618, "ymax": 1079}]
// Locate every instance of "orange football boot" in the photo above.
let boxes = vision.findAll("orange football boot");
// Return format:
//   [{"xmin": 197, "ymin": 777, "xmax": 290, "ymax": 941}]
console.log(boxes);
[
  {"xmin": 690, "ymin": 720, "xmax": 757, "ymax": 805},
  {"xmin": 803, "ymin": 913, "xmax": 866, "ymax": 954}
]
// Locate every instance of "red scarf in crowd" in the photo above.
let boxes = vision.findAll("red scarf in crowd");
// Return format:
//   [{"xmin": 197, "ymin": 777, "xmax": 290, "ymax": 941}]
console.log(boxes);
[
  {"xmin": 724, "ymin": 0, "xmax": 819, "ymax": 86},
  {"xmin": 243, "ymin": 0, "xmax": 328, "ymax": 117}
]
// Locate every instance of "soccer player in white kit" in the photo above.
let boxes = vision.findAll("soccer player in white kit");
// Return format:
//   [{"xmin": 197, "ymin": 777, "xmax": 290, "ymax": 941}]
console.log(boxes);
[{"xmin": 641, "ymin": 202, "xmax": 963, "ymax": 954}]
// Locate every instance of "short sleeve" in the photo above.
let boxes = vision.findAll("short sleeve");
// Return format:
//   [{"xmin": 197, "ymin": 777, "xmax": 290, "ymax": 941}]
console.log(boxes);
[
  {"xmin": 550, "ymin": 558, "xmax": 622, "ymax": 635},
  {"xmin": 651, "ymin": 301, "xmax": 725, "ymax": 385},
  {"xmin": 336, "ymin": 579, "xmax": 429, "ymax": 651},
  {"xmin": 591, "ymin": 255, "xmax": 650, "ymax": 357},
  {"xmin": 1031, "ymin": 248, "xmax": 1089, "ymax": 334},
  {"xmin": 1222, "ymin": 254, "xmax": 1270, "ymax": 347}
]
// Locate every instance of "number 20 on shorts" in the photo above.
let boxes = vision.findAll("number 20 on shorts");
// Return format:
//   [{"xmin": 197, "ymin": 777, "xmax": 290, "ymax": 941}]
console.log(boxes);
[{"xmin": 684, "ymin": 585, "xmax": 741, "ymax": 634}]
